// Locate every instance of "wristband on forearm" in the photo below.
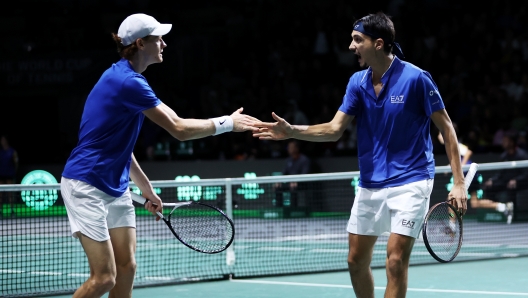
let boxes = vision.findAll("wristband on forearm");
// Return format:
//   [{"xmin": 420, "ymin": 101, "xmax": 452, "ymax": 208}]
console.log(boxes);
[{"xmin": 210, "ymin": 116, "xmax": 234, "ymax": 135}]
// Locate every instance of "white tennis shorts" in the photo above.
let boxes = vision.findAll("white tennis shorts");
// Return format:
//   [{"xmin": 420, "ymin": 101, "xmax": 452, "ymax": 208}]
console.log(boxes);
[
  {"xmin": 347, "ymin": 179, "xmax": 433, "ymax": 238},
  {"xmin": 60, "ymin": 177, "xmax": 136, "ymax": 242}
]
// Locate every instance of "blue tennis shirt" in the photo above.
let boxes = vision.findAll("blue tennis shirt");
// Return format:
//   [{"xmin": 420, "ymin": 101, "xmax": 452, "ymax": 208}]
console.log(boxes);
[
  {"xmin": 339, "ymin": 57, "xmax": 445, "ymax": 188},
  {"xmin": 62, "ymin": 58, "xmax": 161, "ymax": 197}
]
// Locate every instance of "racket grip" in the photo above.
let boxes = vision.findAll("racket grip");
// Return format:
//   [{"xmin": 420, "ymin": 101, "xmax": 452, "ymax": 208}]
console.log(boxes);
[
  {"xmin": 131, "ymin": 192, "xmax": 147, "ymax": 205},
  {"xmin": 464, "ymin": 163, "xmax": 479, "ymax": 190},
  {"xmin": 131, "ymin": 193, "xmax": 164, "ymax": 219}
]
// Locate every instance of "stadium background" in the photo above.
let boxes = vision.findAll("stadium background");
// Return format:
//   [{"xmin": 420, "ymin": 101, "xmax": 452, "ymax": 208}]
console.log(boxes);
[
  {"xmin": 2, "ymin": 2, "xmax": 528, "ymax": 297},
  {"xmin": 1, "ymin": 0, "xmax": 526, "ymax": 176}
]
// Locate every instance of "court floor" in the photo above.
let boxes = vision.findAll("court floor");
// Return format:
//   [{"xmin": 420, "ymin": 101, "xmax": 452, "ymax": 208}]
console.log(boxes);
[{"xmin": 46, "ymin": 257, "xmax": 528, "ymax": 298}]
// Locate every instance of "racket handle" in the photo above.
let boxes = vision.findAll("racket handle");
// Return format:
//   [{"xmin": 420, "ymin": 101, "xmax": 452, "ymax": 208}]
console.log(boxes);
[
  {"xmin": 130, "ymin": 192, "xmax": 164, "ymax": 219},
  {"xmin": 131, "ymin": 192, "xmax": 147, "ymax": 204},
  {"xmin": 464, "ymin": 163, "xmax": 479, "ymax": 190}
]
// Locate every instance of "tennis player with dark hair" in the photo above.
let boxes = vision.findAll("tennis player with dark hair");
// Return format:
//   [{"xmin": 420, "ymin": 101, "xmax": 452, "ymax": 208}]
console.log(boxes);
[
  {"xmin": 253, "ymin": 12, "xmax": 467, "ymax": 298},
  {"xmin": 61, "ymin": 13, "xmax": 258, "ymax": 298}
]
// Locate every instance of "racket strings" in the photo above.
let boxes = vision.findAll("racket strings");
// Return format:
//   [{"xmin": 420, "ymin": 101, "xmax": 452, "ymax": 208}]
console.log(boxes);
[
  {"xmin": 169, "ymin": 204, "xmax": 234, "ymax": 252},
  {"xmin": 425, "ymin": 204, "xmax": 462, "ymax": 258}
]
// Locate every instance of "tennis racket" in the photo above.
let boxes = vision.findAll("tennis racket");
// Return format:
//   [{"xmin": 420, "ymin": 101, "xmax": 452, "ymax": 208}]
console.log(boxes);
[
  {"xmin": 422, "ymin": 162, "xmax": 479, "ymax": 263},
  {"xmin": 131, "ymin": 193, "xmax": 235, "ymax": 254}
]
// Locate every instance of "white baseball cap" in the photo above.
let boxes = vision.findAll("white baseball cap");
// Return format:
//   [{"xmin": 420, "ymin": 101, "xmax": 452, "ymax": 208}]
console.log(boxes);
[{"xmin": 118, "ymin": 13, "xmax": 172, "ymax": 46}]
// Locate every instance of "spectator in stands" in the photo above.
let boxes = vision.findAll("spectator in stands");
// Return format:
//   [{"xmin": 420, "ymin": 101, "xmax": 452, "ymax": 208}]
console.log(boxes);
[
  {"xmin": 479, "ymin": 132, "xmax": 528, "ymax": 223},
  {"xmin": 274, "ymin": 140, "xmax": 311, "ymax": 207},
  {"xmin": 518, "ymin": 130, "xmax": 527, "ymax": 151},
  {"xmin": 0, "ymin": 134, "xmax": 19, "ymax": 217},
  {"xmin": 9, "ymin": 1, "xmax": 528, "ymax": 163},
  {"xmin": 282, "ymin": 100, "xmax": 310, "ymax": 126},
  {"xmin": 0, "ymin": 135, "xmax": 18, "ymax": 184}
]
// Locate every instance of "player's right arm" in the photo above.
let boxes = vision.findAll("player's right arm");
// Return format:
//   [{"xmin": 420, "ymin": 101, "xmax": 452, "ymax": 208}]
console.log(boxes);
[
  {"xmin": 253, "ymin": 110, "xmax": 353, "ymax": 142},
  {"xmin": 143, "ymin": 103, "xmax": 259, "ymax": 141}
]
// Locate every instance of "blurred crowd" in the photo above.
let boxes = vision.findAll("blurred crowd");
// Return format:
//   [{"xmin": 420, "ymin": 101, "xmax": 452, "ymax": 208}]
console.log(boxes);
[{"xmin": 3, "ymin": 0, "xmax": 528, "ymax": 162}]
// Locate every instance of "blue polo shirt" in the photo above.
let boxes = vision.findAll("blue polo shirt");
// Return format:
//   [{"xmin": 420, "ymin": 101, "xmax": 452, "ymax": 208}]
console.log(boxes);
[
  {"xmin": 62, "ymin": 58, "xmax": 161, "ymax": 197},
  {"xmin": 339, "ymin": 57, "xmax": 444, "ymax": 188}
]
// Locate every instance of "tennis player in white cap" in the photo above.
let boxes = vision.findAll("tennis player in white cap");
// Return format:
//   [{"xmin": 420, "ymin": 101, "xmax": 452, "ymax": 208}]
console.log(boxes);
[{"xmin": 60, "ymin": 13, "xmax": 259, "ymax": 297}]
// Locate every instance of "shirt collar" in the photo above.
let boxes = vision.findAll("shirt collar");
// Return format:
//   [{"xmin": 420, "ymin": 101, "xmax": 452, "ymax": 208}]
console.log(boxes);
[{"xmin": 360, "ymin": 56, "xmax": 401, "ymax": 86}]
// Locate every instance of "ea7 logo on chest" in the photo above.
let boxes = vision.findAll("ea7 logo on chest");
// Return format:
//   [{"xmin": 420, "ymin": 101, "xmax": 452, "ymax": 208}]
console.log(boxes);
[
  {"xmin": 401, "ymin": 219, "xmax": 416, "ymax": 229},
  {"xmin": 390, "ymin": 95, "xmax": 404, "ymax": 103}
]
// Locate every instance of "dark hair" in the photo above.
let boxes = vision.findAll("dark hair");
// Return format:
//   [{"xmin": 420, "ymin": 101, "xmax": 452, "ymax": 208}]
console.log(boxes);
[
  {"xmin": 288, "ymin": 139, "xmax": 302, "ymax": 151},
  {"xmin": 288, "ymin": 139, "xmax": 300, "ymax": 145},
  {"xmin": 111, "ymin": 33, "xmax": 156, "ymax": 60},
  {"xmin": 504, "ymin": 132, "xmax": 518, "ymax": 146},
  {"xmin": 0, "ymin": 134, "xmax": 11, "ymax": 146},
  {"xmin": 353, "ymin": 12, "xmax": 395, "ymax": 55}
]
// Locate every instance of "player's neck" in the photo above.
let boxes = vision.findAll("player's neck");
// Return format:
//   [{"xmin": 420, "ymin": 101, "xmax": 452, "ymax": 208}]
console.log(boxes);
[
  {"xmin": 128, "ymin": 56, "xmax": 149, "ymax": 74},
  {"xmin": 371, "ymin": 54, "xmax": 394, "ymax": 82}
]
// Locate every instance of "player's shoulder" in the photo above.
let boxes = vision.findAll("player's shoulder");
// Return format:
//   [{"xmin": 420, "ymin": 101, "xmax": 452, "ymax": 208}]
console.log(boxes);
[
  {"xmin": 109, "ymin": 58, "xmax": 144, "ymax": 78},
  {"xmin": 121, "ymin": 70, "xmax": 149, "ymax": 90},
  {"xmin": 348, "ymin": 69, "xmax": 369, "ymax": 85},
  {"xmin": 396, "ymin": 60, "xmax": 438, "ymax": 87},
  {"xmin": 398, "ymin": 60, "xmax": 429, "ymax": 77}
]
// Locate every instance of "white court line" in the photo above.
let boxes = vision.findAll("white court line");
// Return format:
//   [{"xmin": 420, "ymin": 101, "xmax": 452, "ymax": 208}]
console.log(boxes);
[
  {"xmin": 0, "ymin": 270, "xmax": 88, "ymax": 276},
  {"xmin": 257, "ymin": 247, "xmax": 304, "ymax": 251},
  {"xmin": 30, "ymin": 271, "xmax": 62, "ymax": 276},
  {"xmin": 1, "ymin": 250, "xmax": 83, "ymax": 258},
  {"xmin": 311, "ymin": 249, "xmax": 348, "ymax": 253},
  {"xmin": 502, "ymin": 254, "xmax": 520, "ymax": 257},
  {"xmin": 275, "ymin": 234, "xmax": 347, "ymax": 241},
  {"xmin": 230, "ymin": 280, "xmax": 528, "ymax": 296},
  {"xmin": 144, "ymin": 276, "xmax": 174, "ymax": 281},
  {"xmin": 144, "ymin": 276, "xmax": 201, "ymax": 282},
  {"xmin": 68, "ymin": 273, "xmax": 90, "ymax": 277},
  {"xmin": 0, "ymin": 269, "xmax": 25, "ymax": 273}
]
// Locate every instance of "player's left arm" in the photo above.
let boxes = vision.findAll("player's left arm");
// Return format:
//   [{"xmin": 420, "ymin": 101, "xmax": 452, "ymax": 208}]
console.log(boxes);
[
  {"xmin": 431, "ymin": 109, "xmax": 467, "ymax": 213},
  {"xmin": 129, "ymin": 153, "xmax": 163, "ymax": 218}
]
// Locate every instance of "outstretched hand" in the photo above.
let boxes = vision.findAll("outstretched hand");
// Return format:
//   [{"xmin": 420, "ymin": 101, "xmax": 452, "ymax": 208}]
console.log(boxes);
[
  {"xmin": 230, "ymin": 107, "xmax": 261, "ymax": 133},
  {"xmin": 252, "ymin": 112, "xmax": 293, "ymax": 140}
]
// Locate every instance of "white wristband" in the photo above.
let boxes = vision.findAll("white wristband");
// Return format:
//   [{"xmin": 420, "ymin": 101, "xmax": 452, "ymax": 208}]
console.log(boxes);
[{"xmin": 210, "ymin": 116, "xmax": 234, "ymax": 135}]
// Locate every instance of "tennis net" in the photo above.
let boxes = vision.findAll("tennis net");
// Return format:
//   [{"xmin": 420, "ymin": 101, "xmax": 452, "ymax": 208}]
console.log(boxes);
[{"xmin": 1, "ymin": 161, "xmax": 528, "ymax": 297}]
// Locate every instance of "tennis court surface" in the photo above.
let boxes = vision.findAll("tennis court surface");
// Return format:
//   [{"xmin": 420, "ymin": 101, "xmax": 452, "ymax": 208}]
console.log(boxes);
[
  {"xmin": 43, "ymin": 257, "xmax": 528, "ymax": 298},
  {"xmin": 2, "ymin": 162, "xmax": 528, "ymax": 297},
  {"xmin": 3, "ymin": 216, "xmax": 528, "ymax": 297}
]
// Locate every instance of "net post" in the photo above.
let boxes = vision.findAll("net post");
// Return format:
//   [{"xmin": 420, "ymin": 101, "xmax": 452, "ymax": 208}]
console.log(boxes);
[{"xmin": 225, "ymin": 178, "xmax": 236, "ymax": 266}]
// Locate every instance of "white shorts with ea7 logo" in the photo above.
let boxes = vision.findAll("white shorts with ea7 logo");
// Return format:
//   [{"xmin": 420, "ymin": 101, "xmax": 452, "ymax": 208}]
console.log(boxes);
[{"xmin": 347, "ymin": 179, "xmax": 433, "ymax": 239}]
